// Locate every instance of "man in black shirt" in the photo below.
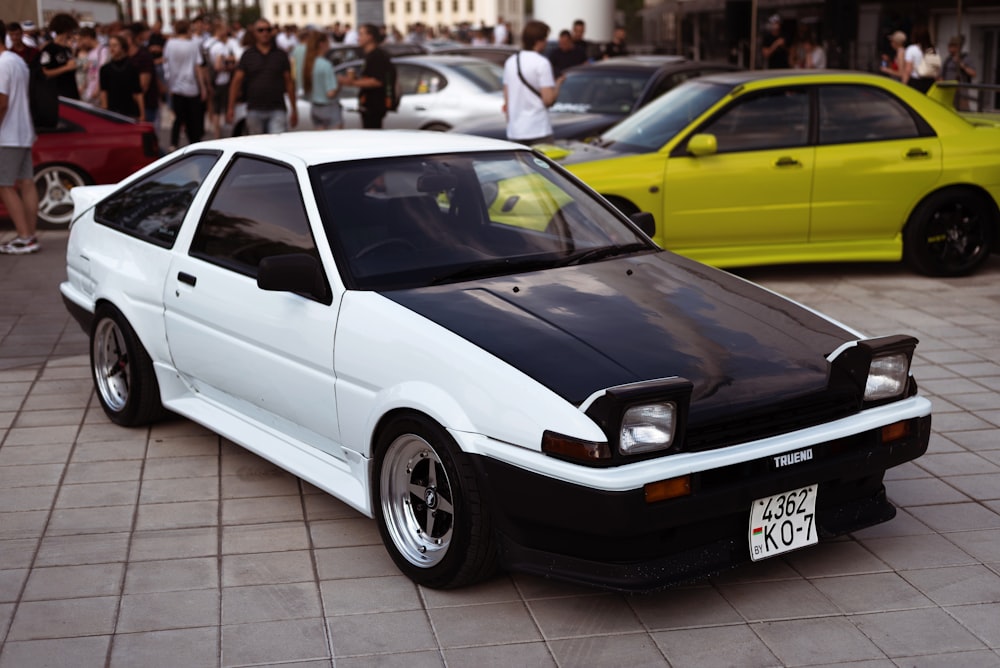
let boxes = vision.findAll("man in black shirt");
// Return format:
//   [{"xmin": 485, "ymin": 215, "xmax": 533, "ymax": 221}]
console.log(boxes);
[
  {"xmin": 226, "ymin": 19, "xmax": 297, "ymax": 134},
  {"xmin": 549, "ymin": 30, "xmax": 582, "ymax": 78},
  {"xmin": 339, "ymin": 23, "xmax": 392, "ymax": 129},
  {"xmin": 761, "ymin": 14, "xmax": 789, "ymax": 69}
]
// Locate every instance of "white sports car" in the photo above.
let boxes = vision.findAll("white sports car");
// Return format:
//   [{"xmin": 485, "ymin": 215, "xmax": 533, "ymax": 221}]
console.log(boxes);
[{"xmin": 61, "ymin": 131, "xmax": 931, "ymax": 591}]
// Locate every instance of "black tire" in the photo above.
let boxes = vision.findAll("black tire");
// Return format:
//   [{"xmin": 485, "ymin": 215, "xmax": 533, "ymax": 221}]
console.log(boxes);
[
  {"xmin": 373, "ymin": 413, "xmax": 497, "ymax": 589},
  {"xmin": 422, "ymin": 122, "xmax": 451, "ymax": 132},
  {"xmin": 903, "ymin": 189, "xmax": 996, "ymax": 277},
  {"xmin": 90, "ymin": 305, "xmax": 165, "ymax": 426}
]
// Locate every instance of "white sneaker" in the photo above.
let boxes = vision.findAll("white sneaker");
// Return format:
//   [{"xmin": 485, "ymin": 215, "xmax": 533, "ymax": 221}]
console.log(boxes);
[{"xmin": 0, "ymin": 236, "xmax": 40, "ymax": 254}]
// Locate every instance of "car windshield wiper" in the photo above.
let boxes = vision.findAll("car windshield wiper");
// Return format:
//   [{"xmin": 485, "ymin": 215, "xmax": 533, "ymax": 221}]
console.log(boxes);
[
  {"xmin": 429, "ymin": 256, "xmax": 559, "ymax": 285},
  {"xmin": 559, "ymin": 243, "xmax": 652, "ymax": 266}
]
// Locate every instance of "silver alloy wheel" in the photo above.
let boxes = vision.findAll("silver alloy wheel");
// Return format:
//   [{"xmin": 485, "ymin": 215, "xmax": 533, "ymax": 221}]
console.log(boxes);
[
  {"xmin": 92, "ymin": 318, "xmax": 131, "ymax": 413},
  {"xmin": 380, "ymin": 433, "xmax": 455, "ymax": 568},
  {"xmin": 34, "ymin": 165, "xmax": 87, "ymax": 228}
]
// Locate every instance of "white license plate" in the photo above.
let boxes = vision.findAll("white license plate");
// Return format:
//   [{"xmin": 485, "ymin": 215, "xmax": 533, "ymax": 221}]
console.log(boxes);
[{"xmin": 749, "ymin": 484, "xmax": 818, "ymax": 561}]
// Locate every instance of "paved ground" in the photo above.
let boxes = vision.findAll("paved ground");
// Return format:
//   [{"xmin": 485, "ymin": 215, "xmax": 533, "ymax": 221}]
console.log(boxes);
[{"xmin": 1, "ymin": 230, "xmax": 999, "ymax": 667}]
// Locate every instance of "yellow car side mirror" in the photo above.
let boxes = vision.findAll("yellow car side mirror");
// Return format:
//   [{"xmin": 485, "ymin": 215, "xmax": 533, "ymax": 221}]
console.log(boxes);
[{"xmin": 687, "ymin": 134, "xmax": 718, "ymax": 157}]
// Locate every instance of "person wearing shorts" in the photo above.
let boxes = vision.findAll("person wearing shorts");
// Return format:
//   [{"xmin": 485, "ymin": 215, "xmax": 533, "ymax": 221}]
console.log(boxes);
[{"xmin": 0, "ymin": 20, "xmax": 39, "ymax": 255}]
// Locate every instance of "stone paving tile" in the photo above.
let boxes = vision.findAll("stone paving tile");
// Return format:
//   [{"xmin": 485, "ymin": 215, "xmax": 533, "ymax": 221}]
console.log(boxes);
[
  {"xmin": 221, "ymin": 582, "xmax": 322, "ymax": 625},
  {"xmin": 651, "ymin": 624, "xmax": 780, "ymax": 667},
  {"xmin": 853, "ymin": 608, "xmax": 987, "ymax": 658},
  {"xmin": 442, "ymin": 643, "xmax": 551, "ymax": 667},
  {"xmin": 549, "ymin": 633, "xmax": 665, "ymax": 667},
  {"xmin": 755, "ymin": 616, "xmax": 887, "ymax": 665},
  {"xmin": 7, "ymin": 596, "xmax": 118, "ymax": 641},
  {"xmin": 321, "ymin": 576, "xmax": 423, "ymax": 616},
  {"xmin": 327, "ymin": 610, "xmax": 436, "ymax": 656},
  {"xmin": 117, "ymin": 589, "xmax": 221, "ymax": 633},
  {"xmin": 21, "ymin": 563, "xmax": 125, "ymax": 601},
  {"xmin": 527, "ymin": 594, "xmax": 645, "ymax": 638},
  {"xmin": 0, "ymin": 636, "xmax": 111, "ymax": 668},
  {"xmin": 3, "ymin": 235, "xmax": 1000, "ymax": 665},
  {"xmin": 109, "ymin": 627, "xmax": 219, "ymax": 668}
]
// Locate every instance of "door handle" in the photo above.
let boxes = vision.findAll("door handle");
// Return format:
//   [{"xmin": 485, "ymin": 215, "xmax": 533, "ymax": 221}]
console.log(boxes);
[
  {"xmin": 178, "ymin": 272, "xmax": 197, "ymax": 287},
  {"xmin": 775, "ymin": 156, "xmax": 801, "ymax": 167},
  {"xmin": 906, "ymin": 147, "xmax": 930, "ymax": 159}
]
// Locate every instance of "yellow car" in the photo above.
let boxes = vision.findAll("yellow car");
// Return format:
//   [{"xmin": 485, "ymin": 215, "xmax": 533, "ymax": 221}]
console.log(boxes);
[{"xmin": 543, "ymin": 70, "xmax": 1000, "ymax": 276}]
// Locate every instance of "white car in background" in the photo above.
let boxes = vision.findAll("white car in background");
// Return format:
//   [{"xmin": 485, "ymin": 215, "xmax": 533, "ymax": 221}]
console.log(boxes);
[
  {"xmin": 334, "ymin": 54, "xmax": 506, "ymax": 131},
  {"xmin": 232, "ymin": 54, "xmax": 506, "ymax": 135}
]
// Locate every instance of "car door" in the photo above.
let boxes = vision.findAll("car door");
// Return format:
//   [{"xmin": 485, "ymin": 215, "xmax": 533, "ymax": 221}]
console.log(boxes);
[
  {"xmin": 163, "ymin": 155, "xmax": 344, "ymax": 458},
  {"xmin": 661, "ymin": 86, "xmax": 814, "ymax": 252},
  {"xmin": 810, "ymin": 84, "xmax": 943, "ymax": 243},
  {"xmin": 384, "ymin": 64, "xmax": 443, "ymax": 129}
]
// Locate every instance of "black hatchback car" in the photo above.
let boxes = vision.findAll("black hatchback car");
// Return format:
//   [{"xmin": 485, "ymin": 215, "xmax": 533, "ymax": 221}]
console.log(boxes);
[{"xmin": 452, "ymin": 55, "xmax": 739, "ymax": 141}]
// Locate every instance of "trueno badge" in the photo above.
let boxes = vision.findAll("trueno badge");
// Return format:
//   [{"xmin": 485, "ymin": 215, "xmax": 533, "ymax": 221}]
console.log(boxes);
[{"xmin": 772, "ymin": 448, "xmax": 813, "ymax": 469}]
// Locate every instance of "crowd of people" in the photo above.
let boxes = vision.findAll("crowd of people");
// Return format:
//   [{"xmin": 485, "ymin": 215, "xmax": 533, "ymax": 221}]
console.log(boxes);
[{"xmin": 879, "ymin": 27, "xmax": 977, "ymax": 105}]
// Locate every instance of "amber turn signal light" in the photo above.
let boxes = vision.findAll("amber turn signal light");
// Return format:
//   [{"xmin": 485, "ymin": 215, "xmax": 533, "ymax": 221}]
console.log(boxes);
[
  {"xmin": 644, "ymin": 475, "xmax": 692, "ymax": 503},
  {"xmin": 881, "ymin": 420, "xmax": 911, "ymax": 444}
]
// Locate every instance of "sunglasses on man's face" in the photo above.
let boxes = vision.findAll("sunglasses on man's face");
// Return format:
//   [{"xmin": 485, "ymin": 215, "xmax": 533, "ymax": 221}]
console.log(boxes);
[{"xmin": 256, "ymin": 26, "xmax": 273, "ymax": 33}]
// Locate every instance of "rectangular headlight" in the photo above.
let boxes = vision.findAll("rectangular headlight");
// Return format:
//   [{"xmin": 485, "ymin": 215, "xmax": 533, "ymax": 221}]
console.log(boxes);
[
  {"xmin": 620, "ymin": 402, "xmax": 676, "ymax": 455},
  {"xmin": 864, "ymin": 353, "xmax": 910, "ymax": 402}
]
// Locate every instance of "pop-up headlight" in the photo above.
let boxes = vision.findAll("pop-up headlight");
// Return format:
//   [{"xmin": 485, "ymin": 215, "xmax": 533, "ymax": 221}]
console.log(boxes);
[
  {"xmin": 620, "ymin": 402, "xmax": 677, "ymax": 455},
  {"xmin": 865, "ymin": 353, "xmax": 910, "ymax": 402},
  {"xmin": 830, "ymin": 335, "xmax": 918, "ymax": 409}
]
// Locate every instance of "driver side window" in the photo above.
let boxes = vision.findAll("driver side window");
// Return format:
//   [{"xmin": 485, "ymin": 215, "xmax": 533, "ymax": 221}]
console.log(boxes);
[
  {"xmin": 699, "ymin": 88, "xmax": 810, "ymax": 153},
  {"xmin": 190, "ymin": 156, "xmax": 321, "ymax": 282}
]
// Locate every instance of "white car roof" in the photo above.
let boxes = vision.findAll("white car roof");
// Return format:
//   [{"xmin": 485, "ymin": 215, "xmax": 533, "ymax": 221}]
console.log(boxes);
[{"xmin": 189, "ymin": 130, "xmax": 522, "ymax": 166}]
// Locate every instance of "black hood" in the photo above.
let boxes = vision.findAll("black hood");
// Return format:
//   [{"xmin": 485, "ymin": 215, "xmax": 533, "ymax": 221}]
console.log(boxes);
[
  {"xmin": 383, "ymin": 252, "xmax": 853, "ymax": 421},
  {"xmin": 452, "ymin": 113, "xmax": 625, "ymax": 143}
]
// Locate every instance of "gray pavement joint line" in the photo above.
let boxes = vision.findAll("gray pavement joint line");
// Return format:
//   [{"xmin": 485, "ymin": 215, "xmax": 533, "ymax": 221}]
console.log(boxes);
[
  {"xmin": 295, "ymin": 475, "xmax": 339, "ymax": 665},
  {"xmin": 103, "ymin": 417, "xmax": 153, "ymax": 666}
]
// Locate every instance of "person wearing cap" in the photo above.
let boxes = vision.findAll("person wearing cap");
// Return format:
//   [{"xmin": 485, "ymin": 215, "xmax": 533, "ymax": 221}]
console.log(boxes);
[
  {"xmin": 942, "ymin": 35, "xmax": 976, "ymax": 110},
  {"xmin": 761, "ymin": 14, "xmax": 788, "ymax": 69},
  {"xmin": 17, "ymin": 20, "xmax": 38, "ymax": 48}
]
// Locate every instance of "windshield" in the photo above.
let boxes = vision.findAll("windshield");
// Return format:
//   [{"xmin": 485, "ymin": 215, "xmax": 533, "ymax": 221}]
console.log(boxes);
[
  {"xmin": 600, "ymin": 80, "xmax": 731, "ymax": 152},
  {"xmin": 552, "ymin": 70, "xmax": 651, "ymax": 115},
  {"xmin": 311, "ymin": 151, "xmax": 655, "ymax": 290},
  {"xmin": 450, "ymin": 61, "xmax": 504, "ymax": 92}
]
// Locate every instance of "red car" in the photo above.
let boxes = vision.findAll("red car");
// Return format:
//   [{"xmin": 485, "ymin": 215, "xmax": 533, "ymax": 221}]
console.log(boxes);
[{"xmin": 1, "ymin": 98, "xmax": 160, "ymax": 228}]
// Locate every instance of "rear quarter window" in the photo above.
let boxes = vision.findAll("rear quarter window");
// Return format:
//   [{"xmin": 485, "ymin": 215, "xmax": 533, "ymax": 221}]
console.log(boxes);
[{"xmin": 94, "ymin": 152, "xmax": 220, "ymax": 247}]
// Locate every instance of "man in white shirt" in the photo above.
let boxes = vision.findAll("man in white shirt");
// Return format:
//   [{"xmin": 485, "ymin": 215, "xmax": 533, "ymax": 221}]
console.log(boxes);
[
  {"xmin": 493, "ymin": 18, "xmax": 509, "ymax": 46},
  {"xmin": 502, "ymin": 21, "xmax": 562, "ymax": 145},
  {"xmin": 0, "ymin": 20, "xmax": 39, "ymax": 254}
]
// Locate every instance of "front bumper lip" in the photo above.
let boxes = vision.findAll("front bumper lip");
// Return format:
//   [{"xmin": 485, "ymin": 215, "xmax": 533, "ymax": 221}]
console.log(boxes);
[
  {"xmin": 470, "ymin": 413, "xmax": 931, "ymax": 592},
  {"xmin": 458, "ymin": 394, "xmax": 932, "ymax": 492}
]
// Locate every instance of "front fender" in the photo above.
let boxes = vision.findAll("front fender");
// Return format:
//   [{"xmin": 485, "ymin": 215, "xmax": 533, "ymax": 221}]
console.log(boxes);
[{"xmin": 334, "ymin": 292, "xmax": 607, "ymax": 459}]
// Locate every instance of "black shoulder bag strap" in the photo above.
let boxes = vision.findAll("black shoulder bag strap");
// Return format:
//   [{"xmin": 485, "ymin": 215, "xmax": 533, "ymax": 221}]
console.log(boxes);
[{"xmin": 517, "ymin": 52, "xmax": 542, "ymax": 99}]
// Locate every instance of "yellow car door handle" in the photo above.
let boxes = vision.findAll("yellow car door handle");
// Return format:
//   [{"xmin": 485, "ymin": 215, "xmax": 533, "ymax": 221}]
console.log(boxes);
[
  {"xmin": 906, "ymin": 148, "xmax": 931, "ymax": 159},
  {"xmin": 775, "ymin": 156, "xmax": 801, "ymax": 167}
]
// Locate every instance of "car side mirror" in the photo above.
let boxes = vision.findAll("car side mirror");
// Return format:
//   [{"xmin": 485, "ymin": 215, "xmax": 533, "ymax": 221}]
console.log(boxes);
[
  {"xmin": 630, "ymin": 211, "xmax": 656, "ymax": 238},
  {"xmin": 687, "ymin": 133, "xmax": 718, "ymax": 157},
  {"xmin": 257, "ymin": 253, "xmax": 329, "ymax": 303}
]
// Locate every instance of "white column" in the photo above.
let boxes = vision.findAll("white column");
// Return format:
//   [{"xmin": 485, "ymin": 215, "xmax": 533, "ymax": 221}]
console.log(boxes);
[{"xmin": 531, "ymin": 0, "xmax": 614, "ymax": 44}]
